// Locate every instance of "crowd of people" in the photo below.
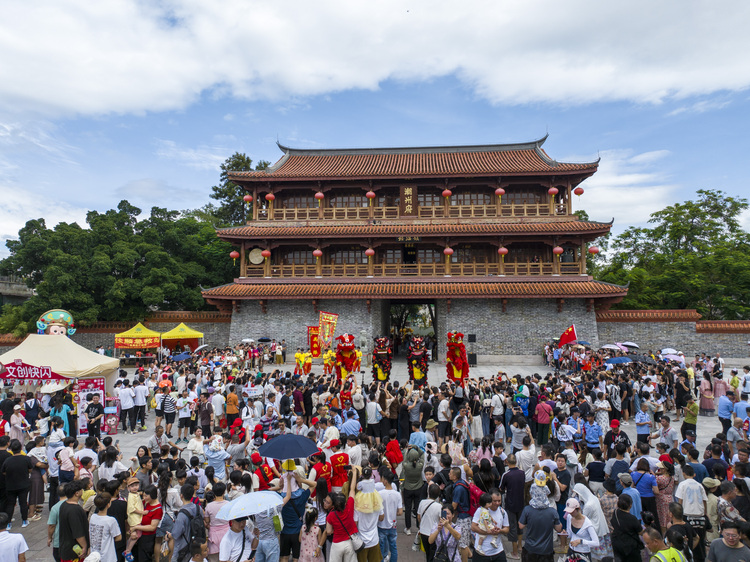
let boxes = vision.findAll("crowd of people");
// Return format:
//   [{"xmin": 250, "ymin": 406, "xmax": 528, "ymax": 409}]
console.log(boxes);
[{"xmin": 1, "ymin": 344, "xmax": 749, "ymax": 562}]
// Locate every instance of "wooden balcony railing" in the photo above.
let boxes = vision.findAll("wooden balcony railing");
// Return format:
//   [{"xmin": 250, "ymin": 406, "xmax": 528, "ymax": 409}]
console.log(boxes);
[
  {"xmin": 256, "ymin": 203, "xmax": 569, "ymax": 221},
  {"xmin": 242, "ymin": 260, "xmax": 584, "ymax": 278}
]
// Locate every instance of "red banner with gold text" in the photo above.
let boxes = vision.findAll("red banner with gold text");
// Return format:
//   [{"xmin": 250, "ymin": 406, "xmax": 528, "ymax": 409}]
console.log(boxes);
[{"xmin": 308, "ymin": 326, "xmax": 321, "ymax": 358}]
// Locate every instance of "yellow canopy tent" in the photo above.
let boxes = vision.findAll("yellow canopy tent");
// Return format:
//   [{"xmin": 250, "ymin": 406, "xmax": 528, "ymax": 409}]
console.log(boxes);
[
  {"xmin": 160, "ymin": 323, "xmax": 203, "ymax": 352},
  {"xmin": 114, "ymin": 322, "xmax": 161, "ymax": 349}
]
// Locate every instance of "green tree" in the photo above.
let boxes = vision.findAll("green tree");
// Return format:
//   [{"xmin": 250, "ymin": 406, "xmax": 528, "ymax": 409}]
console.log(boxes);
[
  {"xmin": 209, "ymin": 153, "xmax": 270, "ymax": 226},
  {"xmin": 0, "ymin": 201, "xmax": 236, "ymax": 335},
  {"xmin": 575, "ymin": 209, "xmax": 611, "ymax": 278},
  {"xmin": 598, "ymin": 190, "xmax": 750, "ymax": 319}
]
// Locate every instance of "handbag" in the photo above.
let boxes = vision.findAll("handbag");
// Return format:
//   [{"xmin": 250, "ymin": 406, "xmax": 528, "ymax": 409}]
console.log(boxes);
[
  {"xmin": 334, "ymin": 511, "xmax": 365, "ymax": 552},
  {"xmin": 433, "ymin": 528, "xmax": 458, "ymax": 562}
]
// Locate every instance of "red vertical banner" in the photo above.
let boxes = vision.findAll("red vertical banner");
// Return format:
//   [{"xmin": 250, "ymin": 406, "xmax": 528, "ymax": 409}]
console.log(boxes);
[
  {"xmin": 318, "ymin": 311, "xmax": 339, "ymax": 351},
  {"xmin": 308, "ymin": 326, "xmax": 321, "ymax": 358}
]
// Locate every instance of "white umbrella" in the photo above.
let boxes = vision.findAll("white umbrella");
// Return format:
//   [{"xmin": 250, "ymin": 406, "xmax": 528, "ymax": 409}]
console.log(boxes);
[
  {"xmin": 216, "ymin": 491, "xmax": 283, "ymax": 520},
  {"xmin": 660, "ymin": 348, "xmax": 678, "ymax": 355},
  {"xmin": 242, "ymin": 338, "xmax": 255, "ymax": 343},
  {"xmin": 601, "ymin": 344, "xmax": 621, "ymax": 351},
  {"xmin": 195, "ymin": 344, "xmax": 209, "ymax": 352},
  {"xmin": 622, "ymin": 341, "xmax": 639, "ymax": 349}
]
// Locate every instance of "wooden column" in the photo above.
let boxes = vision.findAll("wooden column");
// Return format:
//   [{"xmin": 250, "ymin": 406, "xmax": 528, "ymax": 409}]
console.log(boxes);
[
  {"xmin": 549, "ymin": 182, "xmax": 555, "ymax": 215},
  {"xmin": 567, "ymin": 182, "xmax": 572, "ymax": 215},
  {"xmin": 553, "ymin": 252, "xmax": 560, "ymax": 275},
  {"xmin": 252, "ymin": 187, "xmax": 258, "ymax": 220},
  {"xmin": 580, "ymin": 237, "xmax": 587, "ymax": 275},
  {"xmin": 264, "ymin": 254, "xmax": 270, "ymax": 278},
  {"xmin": 316, "ymin": 252, "xmax": 322, "ymax": 277},
  {"xmin": 240, "ymin": 244, "xmax": 246, "ymax": 277},
  {"xmin": 444, "ymin": 253, "xmax": 451, "ymax": 276}
]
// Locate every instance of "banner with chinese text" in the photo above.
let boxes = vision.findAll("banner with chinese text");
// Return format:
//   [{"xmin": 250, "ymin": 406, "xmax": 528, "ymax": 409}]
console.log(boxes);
[
  {"xmin": 318, "ymin": 311, "xmax": 339, "ymax": 350},
  {"xmin": 114, "ymin": 336, "xmax": 161, "ymax": 349},
  {"xmin": 308, "ymin": 326, "xmax": 321, "ymax": 357},
  {"xmin": 0, "ymin": 359, "xmax": 66, "ymax": 381}
]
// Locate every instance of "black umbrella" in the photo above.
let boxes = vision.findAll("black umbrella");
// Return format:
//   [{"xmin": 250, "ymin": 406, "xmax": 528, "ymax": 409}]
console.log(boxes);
[
  {"xmin": 632, "ymin": 355, "xmax": 657, "ymax": 366},
  {"xmin": 257, "ymin": 337, "xmax": 272, "ymax": 343},
  {"xmin": 257, "ymin": 434, "xmax": 320, "ymax": 460}
]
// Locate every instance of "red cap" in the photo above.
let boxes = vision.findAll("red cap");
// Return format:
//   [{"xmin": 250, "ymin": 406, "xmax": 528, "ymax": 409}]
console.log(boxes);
[
  {"xmin": 330, "ymin": 439, "xmax": 340, "ymax": 448},
  {"xmin": 311, "ymin": 417, "xmax": 319, "ymax": 426},
  {"xmin": 254, "ymin": 424, "xmax": 263, "ymax": 432},
  {"xmin": 251, "ymin": 453, "xmax": 262, "ymax": 464},
  {"xmin": 610, "ymin": 419, "xmax": 620, "ymax": 428},
  {"xmin": 232, "ymin": 418, "xmax": 243, "ymax": 427}
]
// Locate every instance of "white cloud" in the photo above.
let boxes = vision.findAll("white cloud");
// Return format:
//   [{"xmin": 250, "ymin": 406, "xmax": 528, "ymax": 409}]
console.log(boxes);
[
  {"xmin": 2, "ymin": 1, "xmax": 750, "ymax": 117},
  {"xmin": 154, "ymin": 139, "xmax": 229, "ymax": 170},
  {"xmin": 573, "ymin": 149, "xmax": 677, "ymax": 229},
  {"xmin": 115, "ymin": 177, "xmax": 205, "ymax": 207}
]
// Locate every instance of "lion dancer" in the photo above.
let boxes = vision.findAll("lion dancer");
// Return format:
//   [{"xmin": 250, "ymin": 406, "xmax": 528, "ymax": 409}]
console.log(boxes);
[
  {"xmin": 302, "ymin": 348, "xmax": 313, "ymax": 375},
  {"xmin": 446, "ymin": 331, "xmax": 469, "ymax": 387},
  {"xmin": 371, "ymin": 337, "xmax": 393, "ymax": 383},
  {"xmin": 323, "ymin": 348, "xmax": 335, "ymax": 375},
  {"xmin": 294, "ymin": 347, "xmax": 304, "ymax": 376},
  {"xmin": 354, "ymin": 347, "xmax": 363, "ymax": 372},
  {"xmin": 335, "ymin": 334, "xmax": 357, "ymax": 384},
  {"xmin": 407, "ymin": 335, "xmax": 430, "ymax": 388}
]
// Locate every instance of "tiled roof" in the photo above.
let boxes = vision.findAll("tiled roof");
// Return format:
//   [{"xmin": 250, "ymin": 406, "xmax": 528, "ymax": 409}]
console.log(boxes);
[
  {"xmin": 230, "ymin": 137, "xmax": 598, "ymax": 181},
  {"xmin": 202, "ymin": 279, "xmax": 628, "ymax": 300},
  {"xmin": 217, "ymin": 220, "xmax": 612, "ymax": 240},
  {"xmin": 696, "ymin": 320, "xmax": 750, "ymax": 334},
  {"xmin": 596, "ymin": 309, "xmax": 702, "ymax": 322}
]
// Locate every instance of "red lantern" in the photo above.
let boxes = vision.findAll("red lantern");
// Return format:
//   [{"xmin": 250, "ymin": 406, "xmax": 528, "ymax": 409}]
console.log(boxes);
[
  {"xmin": 315, "ymin": 192, "xmax": 324, "ymax": 200},
  {"xmin": 365, "ymin": 248, "xmax": 375, "ymax": 257},
  {"xmin": 574, "ymin": 187, "xmax": 584, "ymax": 196},
  {"xmin": 497, "ymin": 247, "xmax": 508, "ymax": 256},
  {"xmin": 442, "ymin": 189, "xmax": 452, "ymax": 198},
  {"xmin": 243, "ymin": 194, "xmax": 253, "ymax": 203},
  {"xmin": 548, "ymin": 187, "xmax": 559, "ymax": 196},
  {"xmin": 229, "ymin": 250, "xmax": 240, "ymax": 265},
  {"xmin": 261, "ymin": 249, "xmax": 271, "ymax": 259},
  {"xmin": 552, "ymin": 246, "xmax": 564, "ymax": 255},
  {"xmin": 265, "ymin": 193, "xmax": 275, "ymax": 202},
  {"xmin": 495, "ymin": 187, "xmax": 505, "ymax": 197},
  {"xmin": 365, "ymin": 191, "xmax": 376, "ymax": 199},
  {"xmin": 443, "ymin": 247, "xmax": 454, "ymax": 256},
  {"xmin": 588, "ymin": 246, "xmax": 600, "ymax": 255},
  {"xmin": 313, "ymin": 249, "xmax": 323, "ymax": 259}
]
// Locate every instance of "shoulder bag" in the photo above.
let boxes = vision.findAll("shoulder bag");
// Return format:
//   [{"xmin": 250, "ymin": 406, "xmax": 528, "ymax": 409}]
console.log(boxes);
[
  {"xmin": 433, "ymin": 528, "xmax": 458, "ymax": 562},
  {"xmin": 334, "ymin": 510, "xmax": 365, "ymax": 552}
]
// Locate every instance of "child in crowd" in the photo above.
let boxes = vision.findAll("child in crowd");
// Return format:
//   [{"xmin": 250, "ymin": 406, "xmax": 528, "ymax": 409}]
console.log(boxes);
[{"xmin": 123, "ymin": 477, "xmax": 145, "ymax": 560}]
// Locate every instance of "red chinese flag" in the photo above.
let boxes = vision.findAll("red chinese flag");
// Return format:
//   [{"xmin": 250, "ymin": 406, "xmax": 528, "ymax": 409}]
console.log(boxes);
[{"xmin": 558, "ymin": 324, "xmax": 577, "ymax": 348}]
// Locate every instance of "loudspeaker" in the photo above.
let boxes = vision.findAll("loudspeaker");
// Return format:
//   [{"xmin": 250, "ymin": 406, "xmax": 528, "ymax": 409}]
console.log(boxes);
[
  {"xmin": 468, "ymin": 352, "xmax": 477, "ymax": 366},
  {"xmin": 467, "ymin": 334, "xmax": 477, "ymax": 343}
]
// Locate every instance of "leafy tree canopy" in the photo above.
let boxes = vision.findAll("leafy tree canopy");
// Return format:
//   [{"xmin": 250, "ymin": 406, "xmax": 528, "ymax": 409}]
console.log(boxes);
[
  {"xmin": 596, "ymin": 190, "xmax": 750, "ymax": 319},
  {"xmin": 208, "ymin": 152, "xmax": 270, "ymax": 226}
]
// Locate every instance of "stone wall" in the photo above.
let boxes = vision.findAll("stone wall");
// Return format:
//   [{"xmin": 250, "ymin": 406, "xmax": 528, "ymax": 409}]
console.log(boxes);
[
  {"xmin": 441, "ymin": 298, "xmax": 600, "ymax": 362},
  {"xmin": 597, "ymin": 321, "xmax": 750, "ymax": 359},
  {"xmin": 228, "ymin": 299, "xmax": 383, "ymax": 359}
]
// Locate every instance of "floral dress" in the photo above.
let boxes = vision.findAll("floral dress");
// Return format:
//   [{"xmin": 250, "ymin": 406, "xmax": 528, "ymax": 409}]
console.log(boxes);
[
  {"xmin": 699, "ymin": 379, "xmax": 715, "ymax": 415},
  {"xmin": 655, "ymin": 474, "xmax": 674, "ymax": 529},
  {"xmin": 594, "ymin": 399, "xmax": 611, "ymax": 430},
  {"xmin": 299, "ymin": 524, "xmax": 324, "ymax": 562}
]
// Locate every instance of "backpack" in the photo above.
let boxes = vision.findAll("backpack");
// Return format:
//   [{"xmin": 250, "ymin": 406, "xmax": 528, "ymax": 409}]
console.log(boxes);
[
  {"xmin": 608, "ymin": 459, "xmax": 630, "ymax": 493},
  {"xmin": 176, "ymin": 504, "xmax": 206, "ymax": 561},
  {"xmin": 456, "ymin": 481, "xmax": 482, "ymax": 516}
]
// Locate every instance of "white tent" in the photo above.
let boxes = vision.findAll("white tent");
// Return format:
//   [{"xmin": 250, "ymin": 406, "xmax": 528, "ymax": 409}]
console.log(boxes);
[{"xmin": 0, "ymin": 334, "xmax": 120, "ymax": 392}]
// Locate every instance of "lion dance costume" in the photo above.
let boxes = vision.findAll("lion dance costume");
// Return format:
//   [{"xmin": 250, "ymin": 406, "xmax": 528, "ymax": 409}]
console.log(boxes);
[
  {"xmin": 407, "ymin": 336, "xmax": 429, "ymax": 387},
  {"xmin": 335, "ymin": 334, "xmax": 357, "ymax": 383},
  {"xmin": 371, "ymin": 337, "xmax": 393, "ymax": 382},
  {"xmin": 446, "ymin": 331, "xmax": 469, "ymax": 386}
]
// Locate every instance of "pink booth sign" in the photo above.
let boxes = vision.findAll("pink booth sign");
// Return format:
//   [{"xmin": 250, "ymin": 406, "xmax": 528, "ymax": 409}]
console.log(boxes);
[{"xmin": 0, "ymin": 359, "xmax": 67, "ymax": 381}]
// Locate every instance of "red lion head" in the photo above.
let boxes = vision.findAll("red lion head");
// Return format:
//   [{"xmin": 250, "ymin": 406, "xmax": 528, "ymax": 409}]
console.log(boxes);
[{"xmin": 335, "ymin": 333, "xmax": 356, "ymax": 351}]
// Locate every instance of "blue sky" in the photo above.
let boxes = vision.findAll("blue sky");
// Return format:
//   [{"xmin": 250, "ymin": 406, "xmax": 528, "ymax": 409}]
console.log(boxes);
[{"xmin": 2, "ymin": 1, "xmax": 750, "ymax": 255}]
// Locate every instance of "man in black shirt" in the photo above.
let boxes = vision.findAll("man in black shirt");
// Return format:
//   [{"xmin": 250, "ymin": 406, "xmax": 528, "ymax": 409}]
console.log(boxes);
[
  {"xmin": 603, "ymin": 419, "xmax": 632, "ymax": 460},
  {"xmin": 84, "ymin": 394, "xmax": 105, "ymax": 438},
  {"xmin": 419, "ymin": 390, "xmax": 433, "ymax": 430},
  {"xmin": 2, "ymin": 439, "xmax": 32, "ymax": 527},
  {"xmin": 59, "ymin": 480, "xmax": 89, "ymax": 560}
]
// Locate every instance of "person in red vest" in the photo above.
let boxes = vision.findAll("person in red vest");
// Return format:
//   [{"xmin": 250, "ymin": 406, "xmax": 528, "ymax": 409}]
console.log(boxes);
[
  {"xmin": 308, "ymin": 449, "xmax": 333, "ymax": 495},
  {"xmin": 328, "ymin": 440, "xmax": 350, "ymax": 493},
  {"xmin": 251, "ymin": 452, "xmax": 276, "ymax": 491}
]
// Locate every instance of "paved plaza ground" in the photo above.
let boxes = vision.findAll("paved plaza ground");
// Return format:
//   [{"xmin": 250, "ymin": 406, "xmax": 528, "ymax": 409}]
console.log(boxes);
[{"xmin": 18, "ymin": 360, "xmax": 723, "ymax": 561}]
